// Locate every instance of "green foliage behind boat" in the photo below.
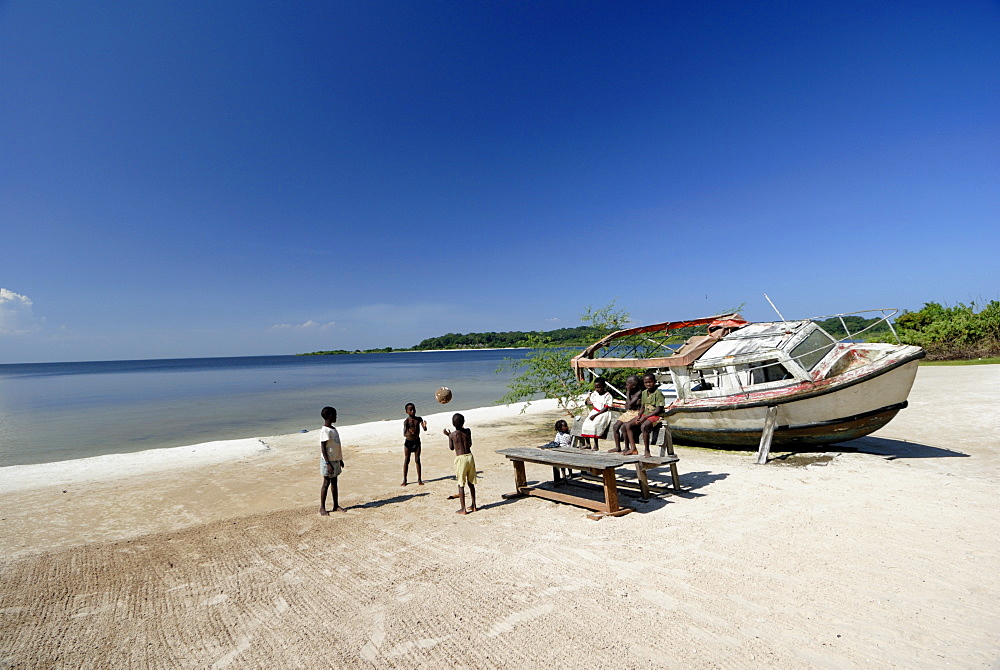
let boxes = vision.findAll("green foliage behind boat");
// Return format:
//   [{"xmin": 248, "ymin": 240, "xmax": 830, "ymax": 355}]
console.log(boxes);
[{"xmin": 864, "ymin": 300, "xmax": 1000, "ymax": 361}]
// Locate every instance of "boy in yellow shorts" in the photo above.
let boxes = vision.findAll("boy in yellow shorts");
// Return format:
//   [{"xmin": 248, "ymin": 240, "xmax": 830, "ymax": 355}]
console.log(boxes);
[{"xmin": 443, "ymin": 413, "xmax": 477, "ymax": 514}]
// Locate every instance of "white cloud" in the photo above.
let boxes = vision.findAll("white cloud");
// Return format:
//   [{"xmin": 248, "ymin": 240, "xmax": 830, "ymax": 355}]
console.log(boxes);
[
  {"xmin": 270, "ymin": 320, "xmax": 335, "ymax": 330},
  {"xmin": 0, "ymin": 288, "xmax": 41, "ymax": 335}
]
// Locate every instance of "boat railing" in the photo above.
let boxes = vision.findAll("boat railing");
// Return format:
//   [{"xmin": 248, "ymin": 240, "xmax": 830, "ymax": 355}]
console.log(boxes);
[{"xmin": 808, "ymin": 308, "xmax": 901, "ymax": 344}]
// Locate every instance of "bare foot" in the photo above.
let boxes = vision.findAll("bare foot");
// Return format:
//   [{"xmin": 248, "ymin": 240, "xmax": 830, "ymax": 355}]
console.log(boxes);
[
  {"xmin": 623, "ymin": 449, "xmax": 638, "ymax": 456},
  {"xmin": 642, "ymin": 451, "xmax": 651, "ymax": 458},
  {"xmin": 455, "ymin": 509, "xmax": 468, "ymax": 515},
  {"xmin": 469, "ymin": 506, "xmax": 478, "ymax": 513},
  {"xmin": 608, "ymin": 448, "xmax": 622, "ymax": 453},
  {"xmin": 418, "ymin": 481, "xmax": 425, "ymax": 485},
  {"xmin": 332, "ymin": 506, "xmax": 347, "ymax": 513},
  {"xmin": 319, "ymin": 509, "xmax": 330, "ymax": 516},
  {"xmin": 447, "ymin": 494, "xmax": 460, "ymax": 499},
  {"xmin": 401, "ymin": 481, "xmax": 408, "ymax": 486}
]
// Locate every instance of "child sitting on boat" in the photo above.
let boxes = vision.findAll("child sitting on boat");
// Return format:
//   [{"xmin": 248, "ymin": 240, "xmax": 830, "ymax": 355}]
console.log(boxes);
[{"xmin": 579, "ymin": 377, "xmax": 614, "ymax": 451}]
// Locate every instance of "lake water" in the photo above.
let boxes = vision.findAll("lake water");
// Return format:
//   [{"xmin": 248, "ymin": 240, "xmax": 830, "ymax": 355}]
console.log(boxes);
[{"xmin": 0, "ymin": 350, "xmax": 532, "ymax": 467}]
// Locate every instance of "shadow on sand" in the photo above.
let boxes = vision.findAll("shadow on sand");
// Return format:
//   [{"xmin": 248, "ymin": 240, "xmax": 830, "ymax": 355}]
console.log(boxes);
[
  {"xmin": 699, "ymin": 436, "xmax": 969, "ymax": 462},
  {"xmin": 516, "ymin": 467, "xmax": 729, "ymax": 514},
  {"xmin": 353, "ymin": 492, "xmax": 430, "ymax": 509},
  {"xmin": 835, "ymin": 436, "xmax": 970, "ymax": 460},
  {"xmin": 401, "ymin": 475, "xmax": 454, "ymax": 485}
]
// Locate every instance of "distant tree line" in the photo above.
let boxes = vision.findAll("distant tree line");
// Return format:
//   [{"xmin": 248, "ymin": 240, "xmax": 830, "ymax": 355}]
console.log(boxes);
[
  {"xmin": 299, "ymin": 347, "xmax": 396, "ymax": 356},
  {"xmin": 298, "ymin": 325, "xmax": 606, "ymax": 356},
  {"xmin": 412, "ymin": 325, "xmax": 604, "ymax": 350}
]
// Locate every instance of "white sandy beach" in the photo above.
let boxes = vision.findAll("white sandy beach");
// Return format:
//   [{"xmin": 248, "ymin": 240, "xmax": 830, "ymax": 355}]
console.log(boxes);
[{"xmin": 1, "ymin": 365, "xmax": 999, "ymax": 668}]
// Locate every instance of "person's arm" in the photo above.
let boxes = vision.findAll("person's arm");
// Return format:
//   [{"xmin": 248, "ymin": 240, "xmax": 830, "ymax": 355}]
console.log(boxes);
[
  {"xmin": 444, "ymin": 430, "xmax": 454, "ymax": 449},
  {"xmin": 421, "ymin": 418, "xmax": 428, "ymax": 432},
  {"xmin": 467, "ymin": 428, "xmax": 473, "ymax": 450}
]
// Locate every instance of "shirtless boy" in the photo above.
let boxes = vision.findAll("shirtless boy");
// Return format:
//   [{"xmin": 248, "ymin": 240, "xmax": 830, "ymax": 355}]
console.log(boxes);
[
  {"xmin": 401, "ymin": 403, "xmax": 428, "ymax": 486},
  {"xmin": 443, "ymin": 413, "xmax": 477, "ymax": 514}
]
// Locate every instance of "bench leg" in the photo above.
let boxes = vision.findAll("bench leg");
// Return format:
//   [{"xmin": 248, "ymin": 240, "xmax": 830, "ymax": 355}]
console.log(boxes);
[
  {"xmin": 668, "ymin": 463, "xmax": 681, "ymax": 491},
  {"xmin": 658, "ymin": 425, "xmax": 675, "ymax": 458},
  {"xmin": 634, "ymin": 463, "xmax": 650, "ymax": 500}
]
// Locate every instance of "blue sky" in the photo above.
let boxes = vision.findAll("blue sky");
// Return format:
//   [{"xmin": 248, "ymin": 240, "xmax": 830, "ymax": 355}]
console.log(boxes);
[{"xmin": 2, "ymin": 1, "xmax": 998, "ymax": 363}]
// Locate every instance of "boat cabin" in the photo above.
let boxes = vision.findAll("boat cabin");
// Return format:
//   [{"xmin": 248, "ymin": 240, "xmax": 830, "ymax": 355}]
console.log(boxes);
[{"xmin": 667, "ymin": 320, "xmax": 838, "ymax": 400}]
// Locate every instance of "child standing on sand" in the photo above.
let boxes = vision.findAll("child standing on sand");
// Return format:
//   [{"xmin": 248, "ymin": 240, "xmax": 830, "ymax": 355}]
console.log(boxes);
[
  {"xmin": 443, "ymin": 413, "xmax": 477, "ymax": 514},
  {"xmin": 319, "ymin": 406, "xmax": 345, "ymax": 515},
  {"xmin": 401, "ymin": 402, "xmax": 428, "ymax": 486}
]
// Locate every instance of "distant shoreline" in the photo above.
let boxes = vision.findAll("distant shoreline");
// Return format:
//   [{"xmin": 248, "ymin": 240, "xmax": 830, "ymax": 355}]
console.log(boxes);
[
  {"xmin": 298, "ymin": 346, "xmax": 533, "ymax": 356},
  {"xmin": 396, "ymin": 347, "xmax": 530, "ymax": 353}
]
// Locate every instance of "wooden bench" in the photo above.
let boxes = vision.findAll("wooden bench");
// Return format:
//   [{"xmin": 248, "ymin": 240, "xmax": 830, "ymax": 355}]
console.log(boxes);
[{"xmin": 496, "ymin": 445, "xmax": 682, "ymax": 519}]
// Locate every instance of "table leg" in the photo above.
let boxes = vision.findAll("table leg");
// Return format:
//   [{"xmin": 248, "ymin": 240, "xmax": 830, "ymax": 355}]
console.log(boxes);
[
  {"xmin": 514, "ymin": 460, "xmax": 527, "ymax": 491},
  {"xmin": 601, "ymin": 467, "xmax": 620, "ymax": 513},
  {"xmin": 502, "ymin": 460, "xmax": 530, "ymax": 500}
]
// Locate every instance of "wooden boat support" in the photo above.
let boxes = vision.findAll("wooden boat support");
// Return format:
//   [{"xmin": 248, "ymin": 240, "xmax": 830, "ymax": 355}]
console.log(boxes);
[{"xmin": 756, "ymin": 405, "xmax": 779, "ymax": 464}]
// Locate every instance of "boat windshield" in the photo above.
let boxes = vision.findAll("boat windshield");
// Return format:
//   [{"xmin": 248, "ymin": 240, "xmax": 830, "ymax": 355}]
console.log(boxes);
[{"xmin": 789, "ymin": 328, "xmax": 836, "ymax": 371}]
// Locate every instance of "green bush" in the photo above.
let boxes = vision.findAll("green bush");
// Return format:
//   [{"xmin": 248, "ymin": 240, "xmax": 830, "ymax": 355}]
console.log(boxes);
[{"xmin": 890, "ymin": 301, "xmax": 1000, "ymax": 360}]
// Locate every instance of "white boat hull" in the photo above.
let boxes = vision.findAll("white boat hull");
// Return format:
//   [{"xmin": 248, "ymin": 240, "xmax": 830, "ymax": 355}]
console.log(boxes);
[{"xmin": 666, "ymin": 356, "xmax": 921, "ymax": 447}]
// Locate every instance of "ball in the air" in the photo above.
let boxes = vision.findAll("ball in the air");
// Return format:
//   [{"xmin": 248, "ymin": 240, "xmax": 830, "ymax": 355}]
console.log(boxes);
[{"xmin": 435, "ymin": 387, "xmax": 453, "ymax": 404}]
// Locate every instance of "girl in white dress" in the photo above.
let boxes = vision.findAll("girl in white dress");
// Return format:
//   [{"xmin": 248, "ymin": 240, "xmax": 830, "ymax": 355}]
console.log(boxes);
[{"xmin": 579, "ymin": 377, "xmax": 614, "ymax": 450}]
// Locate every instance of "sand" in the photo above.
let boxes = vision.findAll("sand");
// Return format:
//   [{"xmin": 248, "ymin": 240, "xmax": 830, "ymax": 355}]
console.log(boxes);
[{"xmin": 1, "ymin": 366, "xmax": 998, "ymax": 669}]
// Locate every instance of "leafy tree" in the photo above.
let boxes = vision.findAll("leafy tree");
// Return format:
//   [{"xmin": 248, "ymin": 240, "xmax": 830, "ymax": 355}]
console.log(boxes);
[{"xmin": 497, "ymin": 301, "xmax": 631, "ymax": 416}]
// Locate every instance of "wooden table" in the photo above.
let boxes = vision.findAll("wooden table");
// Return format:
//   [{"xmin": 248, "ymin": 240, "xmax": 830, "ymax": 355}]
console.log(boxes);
[{"xmin": 496, "ymin": 447, "xmax": 681, "ymax": 519}]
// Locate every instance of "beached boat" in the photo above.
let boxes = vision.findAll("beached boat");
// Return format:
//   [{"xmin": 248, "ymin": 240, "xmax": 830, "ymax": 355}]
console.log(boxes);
[{"xmin": 571, "ymin": 310, "xmax": 925, "ymax": 448}]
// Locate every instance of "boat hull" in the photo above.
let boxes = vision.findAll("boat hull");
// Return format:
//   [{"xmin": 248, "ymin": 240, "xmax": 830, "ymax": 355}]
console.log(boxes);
[{"xmin": 665, "ymin": 357, "xmax": 921, "ymax": 448}]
